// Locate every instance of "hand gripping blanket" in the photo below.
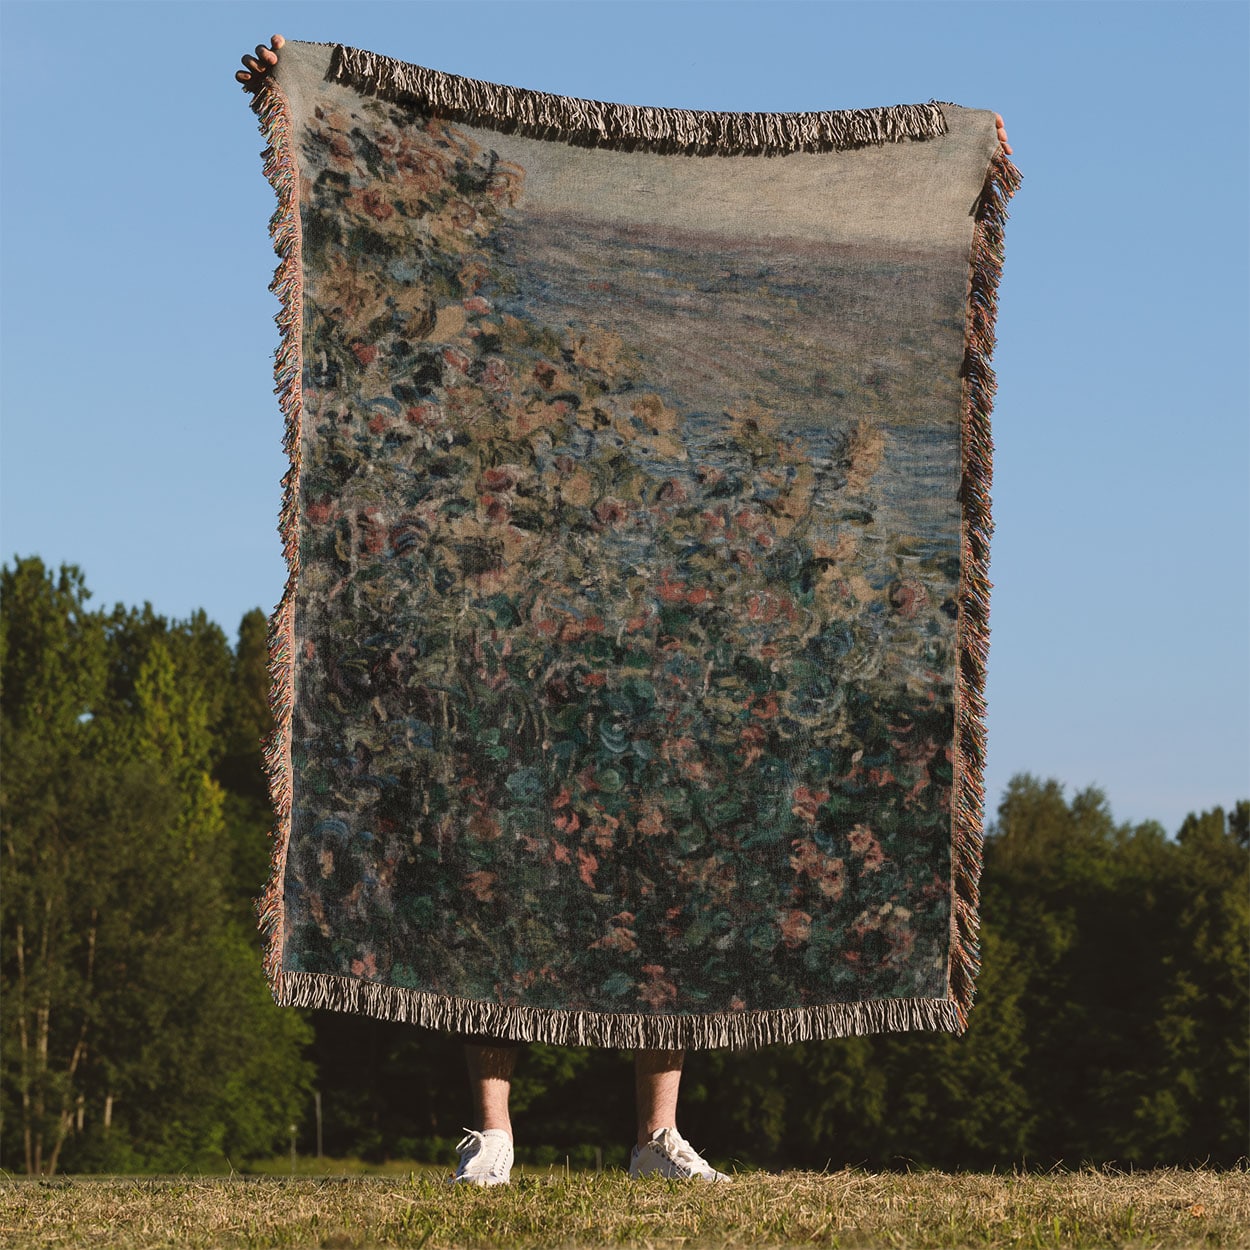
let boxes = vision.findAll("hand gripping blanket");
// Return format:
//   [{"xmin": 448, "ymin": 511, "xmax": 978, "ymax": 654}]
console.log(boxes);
[{"xmin": 249, "ymin": 40, "xmax": 1020, "ymax": 1049}]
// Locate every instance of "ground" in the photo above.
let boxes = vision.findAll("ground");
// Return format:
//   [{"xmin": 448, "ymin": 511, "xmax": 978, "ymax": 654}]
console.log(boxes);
[{"xmin": 2, "ymin": 1165, "xmax": 1247, "ymax": 1248}]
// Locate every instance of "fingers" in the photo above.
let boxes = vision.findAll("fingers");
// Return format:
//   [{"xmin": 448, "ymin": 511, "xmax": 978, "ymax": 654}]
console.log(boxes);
[
  {"xmin": 994, "ymin": 112, "xmax": 1013, "ymax": 157},
  {"xmin": 237, "ymin": 34, "xmax": 284, "ymax": 90}
]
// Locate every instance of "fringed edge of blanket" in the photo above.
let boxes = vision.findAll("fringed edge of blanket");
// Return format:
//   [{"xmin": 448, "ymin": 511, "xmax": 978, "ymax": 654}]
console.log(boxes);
[
  {"xmin": 950, "ymin": 150, "xmax": 1023, "ymax": 1030},
  {"xmin": 277, "ymin": 969, "xmax": 962, "ymax": 1049},
  {"xmin": 251, "ymin": 77, "xmax": 304, "ymax": 999},
  {"xmin": 324, "ymin": 42, "xmax": 947, "ymax": 155}
]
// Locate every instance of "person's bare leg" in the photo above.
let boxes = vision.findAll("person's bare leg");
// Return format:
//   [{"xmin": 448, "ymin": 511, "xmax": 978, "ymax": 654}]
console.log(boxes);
[
  {"xmin": 635, "ymin": 1048, "xmax": 684, "ymax": 1146},
  {"xmin": 464, "ymin": 1044, "xmax": 517, "ymax": 1138}
]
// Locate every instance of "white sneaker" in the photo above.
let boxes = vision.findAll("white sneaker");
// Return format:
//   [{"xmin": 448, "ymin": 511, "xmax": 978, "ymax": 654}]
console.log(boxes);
[
  {"xmin": 629, "ymin": 1126, "xmax": 730, "ymax": 1180},
  {"xmin": 451, "ymin": 1127, "xmax": 513, "ymax": 1185}
]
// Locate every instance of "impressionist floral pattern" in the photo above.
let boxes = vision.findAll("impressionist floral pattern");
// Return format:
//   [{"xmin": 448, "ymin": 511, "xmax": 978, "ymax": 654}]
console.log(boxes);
[{"xmin": 285, "ymin": 86, "xmax": 965, "ymax": 1017}]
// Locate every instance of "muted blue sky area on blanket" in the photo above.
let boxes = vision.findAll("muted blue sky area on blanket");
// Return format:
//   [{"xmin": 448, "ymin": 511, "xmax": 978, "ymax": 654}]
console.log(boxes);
[{"xmin": 1, "ymin": 1, "xmax": 1246, "ymax": 838}]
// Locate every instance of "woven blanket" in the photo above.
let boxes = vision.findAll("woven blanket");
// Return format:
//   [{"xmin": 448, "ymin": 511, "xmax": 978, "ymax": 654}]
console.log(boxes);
[{"xmin": 250, "ymin": 40, "xmax": 1020, "ymax": 1049}]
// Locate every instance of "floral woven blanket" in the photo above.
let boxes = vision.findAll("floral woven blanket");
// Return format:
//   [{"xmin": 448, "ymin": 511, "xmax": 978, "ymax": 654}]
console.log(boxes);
[{"xmin": 250, "ymin": 40, "xmax": 1019, "ymax": 1049}]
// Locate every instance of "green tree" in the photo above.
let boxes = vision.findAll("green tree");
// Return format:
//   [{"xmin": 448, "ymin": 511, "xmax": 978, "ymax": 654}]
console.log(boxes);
[
  {"xmin": 1140, "ymin": 803, "xmax": 1249, "ymax": 1162},
  {"xmin": 681, "ymin": 918, "xmax": 1032, "ymax": 1171},
  {"xmin": 214, "ymin": 607, "xmax": 279, "ymax": 929},
  {"xmin": 1, "ymin": 557, "xmax": 313, "ymax": 1173},
  {"xmin": 871, "ymin": 921, "xmax": 1033, "ymax": 1168},
  {"xmin": 980, "ymin": 775, "xmax": 1248, "ymax": 1166},
  {"xmin": 1, "ymin": 557, "xmax": 109, "ymax": 1172}
]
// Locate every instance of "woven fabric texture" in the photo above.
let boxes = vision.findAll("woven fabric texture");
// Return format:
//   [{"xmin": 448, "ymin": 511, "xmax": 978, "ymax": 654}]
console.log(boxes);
[{"xmin": 250, "ymin": 40, "xmax": 1020, "ymax": 1049}]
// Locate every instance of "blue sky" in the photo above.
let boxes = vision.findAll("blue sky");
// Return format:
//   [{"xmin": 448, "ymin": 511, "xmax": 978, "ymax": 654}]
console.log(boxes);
[{"xmin": 2, "ymin": 1, "xmax": 1246, "ymax": 836}]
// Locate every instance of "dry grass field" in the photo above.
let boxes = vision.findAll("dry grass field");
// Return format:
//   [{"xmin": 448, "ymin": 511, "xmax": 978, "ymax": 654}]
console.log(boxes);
[{"xmin": 1, "ymin": 1164, "xmax": 1247, "ymax": 1248}]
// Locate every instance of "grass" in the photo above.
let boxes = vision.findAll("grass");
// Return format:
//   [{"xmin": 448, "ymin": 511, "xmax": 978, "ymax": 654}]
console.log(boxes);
[
  {"xmin": 246, "ymin": 1157, "xmax": 452, "ymax": 1179},
  {"xmin": 1, "ymin": 1164, "xmax": 1247, "ymax": 1248}
]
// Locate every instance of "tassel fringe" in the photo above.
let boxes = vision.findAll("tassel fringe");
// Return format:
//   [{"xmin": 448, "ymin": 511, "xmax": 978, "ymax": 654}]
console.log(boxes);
[
  {"xmin": 250, "ymin": 76, "xmax": 304, "ymax": 1002},
  {"xmin": 326, "ymin": 43, "xmax": 947, "ymax": 155},
  {"xmin": 950, "ymin": 151, "xmax": 1022, "ymax": 1030},
  {"xmin": 247, "ymin": 55, "xmax": 1018, "ymax": 1044},
  {"xmin": 279, "ymin": 969, "xmax": 962, "ymax": 1049}
]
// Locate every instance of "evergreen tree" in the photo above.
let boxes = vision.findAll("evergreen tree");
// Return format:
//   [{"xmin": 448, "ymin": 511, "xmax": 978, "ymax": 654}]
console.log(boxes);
[
  {"xmin": 0, "ymin": 558, "xmax": 313, "ymax": 1173},
  {"xmin": 981, "ymin": 775, "xmax": 1248, "ymax": 1167},
  {"xmin": 1142, "ymin": 803, "xmax": 1249, "ymax": 1162},
  {"xmin": 1, "ymin": 558, "xmax": 110, "ymax": 1173},
  {"xmin": 215, "ymin": 608, "xmax": 277, "ymax": 927}
]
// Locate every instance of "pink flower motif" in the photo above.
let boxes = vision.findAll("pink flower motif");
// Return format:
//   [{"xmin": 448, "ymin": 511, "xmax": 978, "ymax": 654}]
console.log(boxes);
[
  {"xmin": 405, "ymin": 402, "xmax": 443, "ymax": 428},
  {"xmin": 479, "ymin": 466, "xmax": 521, "ymax": 493},
  {"xmin": 656, "ymin": 571, "xmax": 688, "ymax": 602},
  {"xmin": 592, "ymin": 497, "xmax": 629, "ymax": 527},
  {"xmin": 791, "ymin": 785, "xmax": 829, "ymax": 824},
  {"xmin": 586, "ymin": 809, "xmax": 620, "ymax": 851},
  {"xmin": 789, "ymin": 839, "xmax": 846, "ymax": 899},
  {"xmin": 639, "ymin": 965, "xmax": 678, "ymax": 1011},
  {"xmin": 847, "ymin": 823, "xmax": 885, "ymax": 871},
  {"xmin": 481, "ymin": 357, "xmax": 512, "ymax": 392},
  {"xmin": 396, "ymin": 141, "xmax": 451, "ymax": 189},
  {"xmin": 481, "ymin": 494, "xmax": 510, "ymax": 524},
  {"xmin": 590, "ymin": 911, "xmax": 637, "ymax": 952},
  {"xmin": 350, "ymin": 952, "xmax": 378, "ymax": 979},
  {"xmin": 750, "ymin": 693, "xmax": 780, "ymax": 721},
  {"xmin": 888, "ymin": 580, "xmax": 928, "ymax": 619},
  {"xmin": 635, "ymin": 803, "xmax": 667, "ymax": 837},
  {"xmin": 468, "ymin": 812, "xmax": 502, "ymax": 842},
  {"xmin": 350, "ymin": 189, "xmax": 394, "ymax": 221},
  {"xmin": 357, "ymin": 507, "xmax": 386, "ymax": 555},
  {"xmin": 577, "ymin": 847, "xmax": 599, "ymax": 889},
  {"xmin": 778, "ymin": 909, "xmax": 812, "ymax": 948},
  {"xmin": 465, "ymin": 870, "xmax": 497, "ymax": 902},
  {"xmin": 326, "ymin": 133, "xmax": 353, "ymax": 167},
  {"xmin": 737, "ymin": 724, "xmax": 766, "ymax": 770}
]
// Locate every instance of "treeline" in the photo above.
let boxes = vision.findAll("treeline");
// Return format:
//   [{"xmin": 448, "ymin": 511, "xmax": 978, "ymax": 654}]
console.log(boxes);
[{"xmin": 1, "ymin": 556, "xmax": 1246, "ymax": 1174}]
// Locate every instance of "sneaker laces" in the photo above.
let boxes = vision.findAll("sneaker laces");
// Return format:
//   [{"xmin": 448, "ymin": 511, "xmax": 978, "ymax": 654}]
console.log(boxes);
[
  {"xmin": 455, "ymin": 1127, "xmax": 510, "ymax": 1178},
  {"xmin": 656, "ymin": 1127, "xmax": 713, "ymax": 1176}
]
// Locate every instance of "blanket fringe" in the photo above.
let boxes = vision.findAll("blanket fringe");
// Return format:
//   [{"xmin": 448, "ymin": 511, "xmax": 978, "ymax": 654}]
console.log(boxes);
[
  {"xmin": 326, "ymin": 43, "xmax": 947, "ymax": 155},
  {"xmin": 279, "ymin": 969, "xmax": 962, "ymax": 1049},
  {"xmin": 951, "ymin": 150, "xmax": 1022, "ymax": 1029},
  {"xmin": 249, "ymin": 77, "xmax": 305, "ymax": 1002}
]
